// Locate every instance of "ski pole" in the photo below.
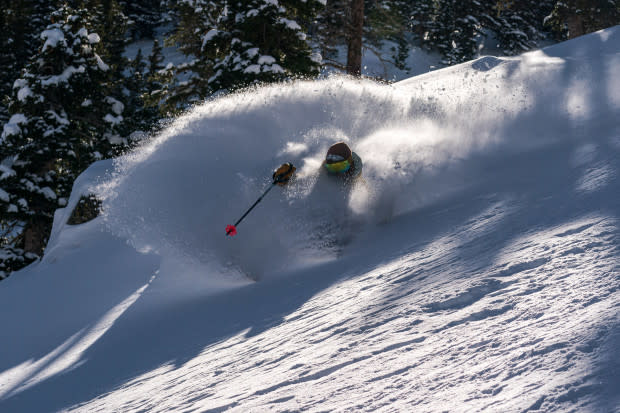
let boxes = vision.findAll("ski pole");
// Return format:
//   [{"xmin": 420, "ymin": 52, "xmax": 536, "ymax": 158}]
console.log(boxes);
[
  {"xmin": 226, "ymin": 183, "xmax": 276, "ymax": 236},
  {"xmin": 226, "ymin": 163, "xmax": 296, "ymax": 236}
]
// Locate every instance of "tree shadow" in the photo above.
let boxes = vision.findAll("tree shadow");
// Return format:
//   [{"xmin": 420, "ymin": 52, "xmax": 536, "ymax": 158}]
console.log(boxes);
[
  {"xmin": 347, "ymin": 27, "xmax": 620, "ymax": 409},
  {"xmin": 0, "ymin": 159, "xmax": 545, "ymax": 413}
]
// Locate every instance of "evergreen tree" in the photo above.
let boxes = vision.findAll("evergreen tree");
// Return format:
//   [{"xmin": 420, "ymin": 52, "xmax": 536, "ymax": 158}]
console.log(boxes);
[
  {"xmin": 408, "ymin": 0, "xmax": 435, "ymax": 42},
  {"xmin": 143, "ymin": 39, "xmax": 173, "ymax": 117},
  {"xmin": 364, "ymin": 0, "xmax": 411, "ymax": 73},
  {"xmin": 0, "ymin": 5, "xmax": 126, "ymax": 277},
  {"xmin": 122, "ymin": 40, "xmax": 171, "ymax": 139},
  {"xmin": 428, "ymin": 0, "xmax": 484, "ymax": 64},
  {"xmin": 116, "ymin": 48, "xmax": 149, "ymax": 146},
  {"xmin": 1, "ymin": 1, "xmax": 26, "ymax": 123},
  {"xmin": 545, "ymin": 0, "xmax": 620, "ymax": 39},
  {"xmin": 0, "ymin": 1, "xmax": 56, "ymax": 123},
  {"xmin": 313, "ymin": 0, "xmax": 348, "ymax": 71},
  {"xmin": 120, "ymin": 0, "xmax": 163, "ymax": 40},
  {"xmin": 315, "ymin": 0, "xmax": 410, "ymax": 76},
  {"xmin": 148, "ymin": 39, "xmax": 166, "ymax": 77},
  {"xmin": 168, "ymin": 0, "xmax": 323, "ymax": 108},
  {"xmin": 406, "ymin": 0, "xmax": 558, "ymax": 64},
  {"xmin": 88, "ymin": 0, "xmax": 129, "ymax": 75},
  {"xmin": 482, "ymin": 0, "xmax": 555, "ymax": 55}
]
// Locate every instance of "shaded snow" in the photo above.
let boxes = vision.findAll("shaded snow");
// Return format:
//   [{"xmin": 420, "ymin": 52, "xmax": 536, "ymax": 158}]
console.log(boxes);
[
  {"xmin": 103, "ymin": 114, "xmax": 123, "ymax": 125},
  {"xmin": 95, "ymin": 55, "xmax": 109, "ymax": 71},
  {"xmin": 258, "ymin": 55, "xmax": 276, "ymax": 65},
  {"xmin": 201, "ymin": 29, "xmax": 218, "ymax": 49},
  {"xmin": 40, "ymin": 188, "xmax": 56, "ymax": 200},
  {"xmin": 41, "ymin": 66, "xmax": 86, "ymax": 86},
  {"xmin": 0, "ymin": 163, "xmax": 16, "ymax": 180},
  {"xmin": 1, "ymin": 114, "xmax": 27, "ymax": 139},
  {"xmin": 244, "ymin": 64, "xmax": 261, "ymax": 74},
  {"xmin": 87, "ymin": 33, "xmax": 100, "ymax": 44},
  {"xmin": 280, "ymin": 18, "xmax": 301, "ymax": 31},
  {"xmin": 17, "ymin": 85, "xmax": 33, "ymax": 102},
  {"xmin": 105, "ymin": 97, "xmax": 124, "ymax": 115},
  {"xmin": 41, "ymin": 28, "xmax": 66, "ymax": 52}
]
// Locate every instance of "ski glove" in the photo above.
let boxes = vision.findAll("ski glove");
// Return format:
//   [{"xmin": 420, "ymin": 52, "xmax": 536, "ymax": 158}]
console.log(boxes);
[{"xmin": 273, "ymin": 163, "xmax": 296, "ymax": 186}]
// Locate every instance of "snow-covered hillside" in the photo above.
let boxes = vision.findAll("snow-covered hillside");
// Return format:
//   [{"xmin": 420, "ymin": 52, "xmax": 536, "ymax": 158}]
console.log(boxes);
[{"xmin": 1, "ymin": 27, "xmax": 619, "ymax": 412}]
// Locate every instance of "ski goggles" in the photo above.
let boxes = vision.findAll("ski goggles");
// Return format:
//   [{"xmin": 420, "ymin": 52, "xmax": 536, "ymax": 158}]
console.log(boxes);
[{"xmin": 324, "ymin": 159, "xmax": 351, "ymax": 174}]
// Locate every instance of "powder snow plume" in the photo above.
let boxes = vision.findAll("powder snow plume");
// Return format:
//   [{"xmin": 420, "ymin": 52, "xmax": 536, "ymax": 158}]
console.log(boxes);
[{"xmin": 95, "ymin": 28, "xmax": 620, "ymax": 283}]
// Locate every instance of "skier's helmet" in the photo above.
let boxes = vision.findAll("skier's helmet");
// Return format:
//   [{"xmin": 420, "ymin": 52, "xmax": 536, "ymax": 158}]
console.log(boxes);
[{"xmin": 324, "ymin": 142, "xmax": 353, "ymax": 174}]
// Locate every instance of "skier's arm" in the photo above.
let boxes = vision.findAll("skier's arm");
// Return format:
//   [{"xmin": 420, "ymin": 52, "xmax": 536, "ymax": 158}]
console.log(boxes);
[{"xmin": 273, "ymin": 163, "xmax": 296, "ymax": 186}]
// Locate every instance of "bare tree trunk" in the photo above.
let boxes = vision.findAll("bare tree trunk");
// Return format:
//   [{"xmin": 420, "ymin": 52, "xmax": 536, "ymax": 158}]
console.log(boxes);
[
  {"xmin": 23, "ymin": 220, "xmax": 49, "ymax": 256},
  {"xmin": 566, "ymin": 15, "xmax": 584, "ymax": 39},
  {"xmin": 346, "ymin": 0, "xmax": 364, "ymax": 76}
]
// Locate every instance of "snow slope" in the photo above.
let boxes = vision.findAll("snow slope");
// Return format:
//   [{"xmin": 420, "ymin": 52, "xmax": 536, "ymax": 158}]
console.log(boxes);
[{"xmin": 1, "ymin": 27, "xmax": 620, "ymax": 412}]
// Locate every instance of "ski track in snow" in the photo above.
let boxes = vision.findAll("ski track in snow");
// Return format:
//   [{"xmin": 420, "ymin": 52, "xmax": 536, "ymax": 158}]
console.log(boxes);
[{"xmin": 0, "ymin": 27, "xmax": 619, "ymax": 413}]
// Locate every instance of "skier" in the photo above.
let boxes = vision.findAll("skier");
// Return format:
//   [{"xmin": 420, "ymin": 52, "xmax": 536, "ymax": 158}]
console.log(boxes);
[
  {"xmin": 227, "ymin": 143, "xmax": 362, "ymax": 236},
  {"xmin": 322, "ymin": 141, "xmax": 363, "ymax": 181},
  {"xmin": 272, "ymin": 141, "xmax": 363, "ymax": 186}
]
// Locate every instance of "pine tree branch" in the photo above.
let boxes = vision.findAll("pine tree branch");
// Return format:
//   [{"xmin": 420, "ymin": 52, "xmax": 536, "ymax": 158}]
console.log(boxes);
[
  {"xmin": 363, "ymin": 44, "xmax": 393, "ymax": 78},
  {"xmin": 321, "ymin": 57, "xmax": 347, "ymax": 71}
]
